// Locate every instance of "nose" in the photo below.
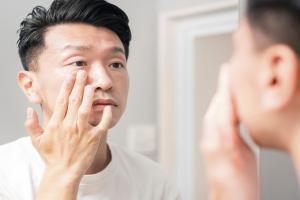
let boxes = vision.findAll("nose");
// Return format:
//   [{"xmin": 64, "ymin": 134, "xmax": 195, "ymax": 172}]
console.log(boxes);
[{"xmin": 87, "ymin": 64, "xmax": 113, "ymax": 91}]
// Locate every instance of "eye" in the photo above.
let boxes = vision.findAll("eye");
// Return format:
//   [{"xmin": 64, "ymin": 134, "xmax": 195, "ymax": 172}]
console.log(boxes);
[
  {"xmin": 70, "ymin": 61, "xmax": 88, "ymax": 67},
  {"xmin": 109, "ymin": 62, "xmax": 125, "ymax": 69}
]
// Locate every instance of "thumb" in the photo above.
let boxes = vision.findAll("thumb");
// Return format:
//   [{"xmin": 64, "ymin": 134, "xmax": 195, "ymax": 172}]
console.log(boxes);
[
  {"xmin": 24, "ymin": 107, "xmax": 44, "ymax": 144},
  {"xmin": 96, "ymin": 105, "xmax": 112, "ymax": 133}
]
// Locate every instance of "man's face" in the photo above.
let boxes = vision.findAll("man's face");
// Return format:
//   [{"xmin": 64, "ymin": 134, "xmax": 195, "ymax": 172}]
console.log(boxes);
[
  {"xmin": 33, "ymin": 23, "xmax": 129, "ymax": 127},
  {"xmin": 229, "ymin": 19, "xmax": 266, "ymax": 139}
]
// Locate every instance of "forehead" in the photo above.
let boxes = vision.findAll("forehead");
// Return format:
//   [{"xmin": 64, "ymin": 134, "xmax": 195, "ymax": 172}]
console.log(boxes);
[{"xmin": 43, "ymin": 23, "xmax": 124, "ymax": 51}]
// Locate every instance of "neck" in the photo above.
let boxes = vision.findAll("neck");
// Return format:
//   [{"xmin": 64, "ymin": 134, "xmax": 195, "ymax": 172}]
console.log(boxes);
[
  {"xmin": 85, "ymin": 135, "xmax": 111, "ymax": 174},
  {"xmin": 289, "ymin": 133, "xmax": 300, "ymax": 183}
]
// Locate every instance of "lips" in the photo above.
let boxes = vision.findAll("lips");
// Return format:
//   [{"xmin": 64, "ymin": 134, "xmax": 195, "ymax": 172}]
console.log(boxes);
[
  {"xmin": 92, "ymin": 99, "xmax": 117, "ymax": 112},
  {"xmin": 93, "ymin": 99, "xmax": 117, "ymax": 106}
]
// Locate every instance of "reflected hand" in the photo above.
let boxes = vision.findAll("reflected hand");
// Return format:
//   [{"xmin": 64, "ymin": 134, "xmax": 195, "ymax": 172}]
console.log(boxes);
[{"xmin": 200, "ymin": 64, "xmax": 259, "ymax": 200}]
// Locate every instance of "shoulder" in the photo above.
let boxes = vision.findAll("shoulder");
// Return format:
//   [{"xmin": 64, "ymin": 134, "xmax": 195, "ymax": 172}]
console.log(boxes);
[
  {"xmin": 0, "ymin": 137, "xmax": 36, "ymax": 171},
  {"xmin": 0, "ymin": 137, "xmax": 32, "ymax": 156},
  {"xmin": 0, "ymin": 137, "xmax": 40, "ymax": 199}
]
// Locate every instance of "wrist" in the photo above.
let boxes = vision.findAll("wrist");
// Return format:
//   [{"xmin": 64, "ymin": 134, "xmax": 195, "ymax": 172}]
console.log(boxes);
[
  {"xmin": 36, "ymin": 167, "xmax": 81, "ymax": 200},
  {"xmin": 43, "ymin": 165, "xmax": 83, "ymax": 186}
]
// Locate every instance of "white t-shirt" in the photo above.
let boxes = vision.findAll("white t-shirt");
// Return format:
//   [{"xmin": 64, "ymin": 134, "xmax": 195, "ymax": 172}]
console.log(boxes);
[{"xmin": 0, "ymin": 137, "xmax": 181, "ymax": 200}]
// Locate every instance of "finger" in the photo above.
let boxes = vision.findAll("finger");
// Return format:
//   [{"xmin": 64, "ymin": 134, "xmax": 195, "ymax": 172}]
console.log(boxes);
[
  {"xmin": 202, "ymin": 64, "xmax": 230, "ymax": 138},
  {"xmin": 50, "ymin": 73, "xmax": 76, "ymax": 124},
  {"xmin": 217, "ymin": 64, "xmax": 243, "ymax": 144},
  {"xmin": 64, "ymin": 70, "xmax": 87, "ymax": 125},
  {"xmin": 204, "ymin": 93, "xmax": 219, "ymax": 121},
  {"xmin": 77, "ymin": 85, "xmax": 95, "ymax": 128},
  {"xmin": 202, "ymin": 93, "xmax": 219, "ymax": 141},
  {"xmin": 24, "ymin": 107, "xmax": 44, "ymax": 144},
  {"xmin": 217, "ymin": 65, "xmax": 237, "ymax": 125},
  {"xmin": 95, "ymin": 106, "xmax": 113, "ymax": 134}
]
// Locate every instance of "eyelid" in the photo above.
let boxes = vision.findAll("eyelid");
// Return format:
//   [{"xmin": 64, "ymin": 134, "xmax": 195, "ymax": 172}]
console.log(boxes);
[
  {"xmin": 64, "ymin": 53, "xmax": 84, "ymax": 60},
  {"xmin": 109, "ymin": 62, "xmax": 126, "ymax": 69},
  {"xmin": 69, "ymin": 60, "xmax": 88, "ymax": 67},
  {"xmin": 64, "ymin": 55, "xmax": 86, "ymax": 63}
]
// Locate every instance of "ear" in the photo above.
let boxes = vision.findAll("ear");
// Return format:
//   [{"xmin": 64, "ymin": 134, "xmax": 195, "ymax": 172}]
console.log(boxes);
[
  {"xmin": 17, "ymin": 70, "xmax": 42, "ymax": 104},
  {"xmin": 259, "ymin": 45, "xmax": 299, "ymax": 112}
]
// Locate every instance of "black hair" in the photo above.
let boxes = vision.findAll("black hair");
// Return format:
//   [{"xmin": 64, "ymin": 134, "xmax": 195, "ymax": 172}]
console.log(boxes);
[
  {"xmin": 17, "ymin": 0, "xmax": 132, "ymax": 71},
  {"xmin": 246, "ymin": 0, "xmax": 300, "ymax": 56}
]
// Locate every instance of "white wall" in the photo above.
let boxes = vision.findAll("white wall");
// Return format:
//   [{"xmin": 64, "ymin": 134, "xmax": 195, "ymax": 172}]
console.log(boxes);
[
  {"xmin": 159, "ymin": 0, "xmax": 222, "ymax": 12},
  {"xmin": 0, "ymin": 0, "xmax": 51, "ymax": 144}
]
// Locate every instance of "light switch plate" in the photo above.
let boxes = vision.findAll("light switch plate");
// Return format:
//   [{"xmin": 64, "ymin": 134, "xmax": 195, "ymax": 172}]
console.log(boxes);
[{"xmin": 126, "ymin": 124, "xmax": 157, "ymax": 155}]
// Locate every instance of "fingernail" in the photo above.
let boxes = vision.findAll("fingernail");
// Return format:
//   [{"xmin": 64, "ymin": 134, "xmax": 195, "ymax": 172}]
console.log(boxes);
[
  {"xmin": 86, "ymin": 85, "xmax": 93, "ymax": 90},
  {"xmin": 27, "ymin": 107, "xmax": 33, "ymax": 118}
]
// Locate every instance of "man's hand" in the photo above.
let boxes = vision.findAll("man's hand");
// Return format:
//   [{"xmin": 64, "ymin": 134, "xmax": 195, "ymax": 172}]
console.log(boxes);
[
  {"xmin": 200, "ymin": 65, "xmax": 259, "ymax": 200},
  {"xmin": 24, "ymin": 71, "xmax": 112, "ymax": 200}
]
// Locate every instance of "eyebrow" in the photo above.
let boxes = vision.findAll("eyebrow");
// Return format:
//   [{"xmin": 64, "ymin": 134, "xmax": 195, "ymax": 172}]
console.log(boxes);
[
  {"xmin": 62, "ymin": 45, "xmax": 125, "ymax": 55},
  {"xmin": 111, "ymin": 46, "xmax": 125, "ymax": 55},
  {"xmin": 62, "ymin": 45, "xmax": 92, "ymax": 51}
]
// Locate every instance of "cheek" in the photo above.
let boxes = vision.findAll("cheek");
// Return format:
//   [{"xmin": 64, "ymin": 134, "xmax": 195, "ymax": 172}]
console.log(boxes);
[
  {"xmin": 116, "ymin": 74, "xmax": 129, "ymax": 102},
  {"xmin": 39, "ymin": 71, "xmax": 69, "ymax": 110},
  {"xmin": 230, "ymin": 59, "xmax": 260, "ymax": 119}
]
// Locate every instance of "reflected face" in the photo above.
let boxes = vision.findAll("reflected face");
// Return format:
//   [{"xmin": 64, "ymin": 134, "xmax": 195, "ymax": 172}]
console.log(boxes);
[
  {"xmin": 33, "ymin": 23, "xmax": 129, "ymax": 127},
  {"xmin": 229, "ymin": 19, "xmax": 266, "ymax": 137}
]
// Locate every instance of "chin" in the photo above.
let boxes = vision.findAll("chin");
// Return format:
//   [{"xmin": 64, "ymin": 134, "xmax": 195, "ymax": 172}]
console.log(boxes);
[
  {"xmin": 88, "ymin": 114, "xmax": 118, "ymax": 128},
  {"xmin": 88, "ymin": 115, "xmax": 103, "ymax": 127},
  {"xmin": 242, "ymin": 119, "xmax": 271, "ymax": 148},
  {"xmin": 247, "ymin": 128, "xmax": 263, "ymax": 146}
]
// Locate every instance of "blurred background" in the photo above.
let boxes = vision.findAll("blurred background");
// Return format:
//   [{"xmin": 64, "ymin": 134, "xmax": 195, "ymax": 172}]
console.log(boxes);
[{"xmin": 0, "ymin": 0, "xmax": 298, "ymax": 199}]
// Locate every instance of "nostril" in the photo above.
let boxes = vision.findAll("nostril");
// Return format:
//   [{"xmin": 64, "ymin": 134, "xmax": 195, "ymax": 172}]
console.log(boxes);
[{"xmin": 95, "ymin": 85, "xmax": 113, "ymax": 92}]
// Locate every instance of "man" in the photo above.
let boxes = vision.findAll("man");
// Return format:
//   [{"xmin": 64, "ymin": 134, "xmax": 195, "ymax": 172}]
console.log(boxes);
[
  {"xmin": 0, "ymin": 0, "xmax": 180, "ymax": 199},
  {"xmin": 201, "ymin": 0, "xmax": 300, "ymax": 199}
]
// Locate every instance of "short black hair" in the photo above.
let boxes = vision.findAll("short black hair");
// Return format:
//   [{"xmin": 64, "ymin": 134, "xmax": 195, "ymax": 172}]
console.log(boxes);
[
  {"xmin": 246, "ymin": 0, "xmax": 300, "ymax": 56},
  {"xmin": 17, "ymin": 0, "xmax": 132, "ymax": 71}
]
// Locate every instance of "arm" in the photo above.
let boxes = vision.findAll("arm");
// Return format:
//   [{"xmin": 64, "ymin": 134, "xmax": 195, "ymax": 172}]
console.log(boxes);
[
  {"xmin": 201, "ymin": 65, "xmax": 259, "ymax": 200},
  {"xmin": 35, "ymin": 168, "xmax": 81, "ymax": 200},
  {"xmin": 25, "ymin": 71, "xmax": 112, "ymax": 200}
]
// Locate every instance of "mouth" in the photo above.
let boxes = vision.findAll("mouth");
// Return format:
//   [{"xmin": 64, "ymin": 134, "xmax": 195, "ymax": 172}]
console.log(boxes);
[{"xmin": 92, "ymin": 99, "xmax": 118, "ymax": 112}]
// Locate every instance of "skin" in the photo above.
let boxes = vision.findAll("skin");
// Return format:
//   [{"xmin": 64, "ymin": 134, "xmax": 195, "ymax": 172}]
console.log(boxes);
[
  {"xmin": 201, "ymin": 17, "xmax": 300, "ymax": 199},
  {"xmin": 17, "ymin": 23, "xmax": 129, "ymax": 199},
  {"xmin": 201, "ymin": 65, "xmax": 258, "ymax": 200}
]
